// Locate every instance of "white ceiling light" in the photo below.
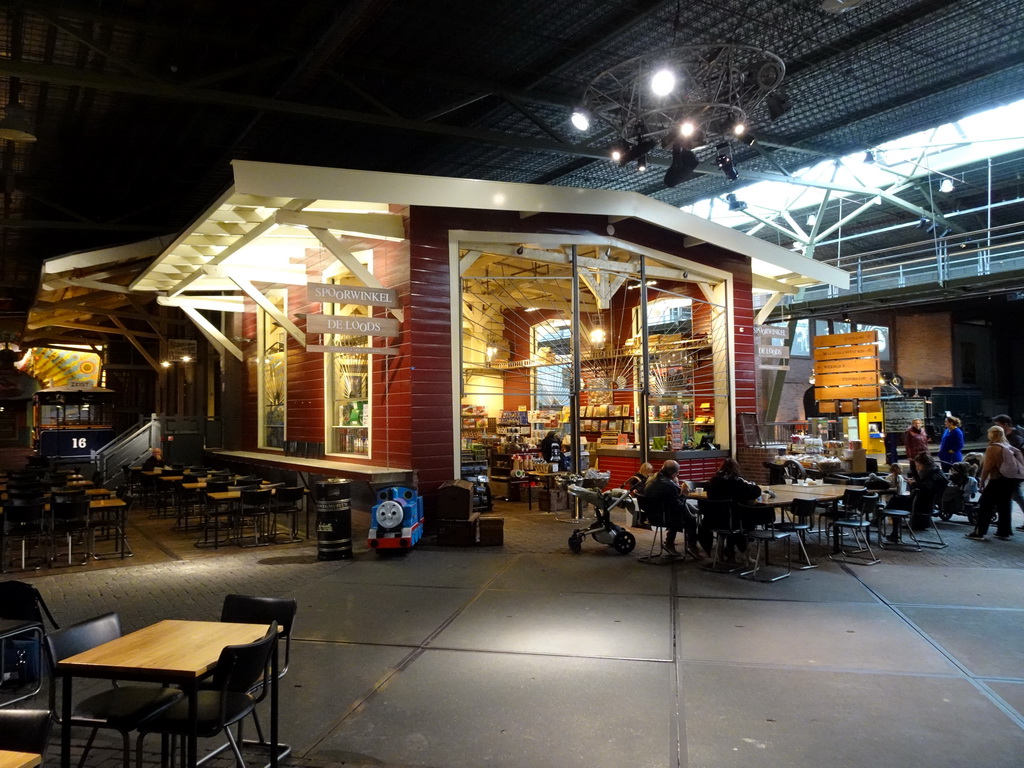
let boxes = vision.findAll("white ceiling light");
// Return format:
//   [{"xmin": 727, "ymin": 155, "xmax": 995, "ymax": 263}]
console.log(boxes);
[
  {"xmin": 0, "ymin": 102, "xmax": 37, "ymax": 143},
  {"xmin": 651, "ymin": 68, "xmax": 676, "ymax": 96},
  {"xmin": 939, "ymin": 178, "xmax": 955, "ymax": 193},
  {"xmin": 570, "ymin": 107, "xmax": 591, "ymax": 131},
  {"xmin": 679, "ymin": 120, "xmax": 696, "ymax": 137}
]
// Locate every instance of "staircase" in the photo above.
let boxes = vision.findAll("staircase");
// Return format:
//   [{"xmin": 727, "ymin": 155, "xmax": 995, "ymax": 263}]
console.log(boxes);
[{"xmin": 94, "ymin": 414, "xmax": 162, "ymax": 488}]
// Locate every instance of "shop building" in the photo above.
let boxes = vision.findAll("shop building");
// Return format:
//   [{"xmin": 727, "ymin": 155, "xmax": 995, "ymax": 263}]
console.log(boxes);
[{"xmin": 110, "ymin": 161, "xmax": 847, "ymax": 507}]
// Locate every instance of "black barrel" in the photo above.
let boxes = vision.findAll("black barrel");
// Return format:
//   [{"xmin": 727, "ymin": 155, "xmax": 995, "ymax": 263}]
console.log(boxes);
[{"xmin": 315, "ymin": 479, "xmax": 352, "ymax": 560}]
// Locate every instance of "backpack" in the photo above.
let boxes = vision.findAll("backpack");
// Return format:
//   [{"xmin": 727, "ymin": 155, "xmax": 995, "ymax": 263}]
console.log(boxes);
[{"xmin": 998, "ymin": 443, "xmax": 1024, "ymax": 480}]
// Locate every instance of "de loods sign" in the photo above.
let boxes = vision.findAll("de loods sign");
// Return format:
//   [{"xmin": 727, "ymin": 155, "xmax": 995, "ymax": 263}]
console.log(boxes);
[{"xmin": 306, "ymin": 313, "xmax": 399, "ymax": 338}]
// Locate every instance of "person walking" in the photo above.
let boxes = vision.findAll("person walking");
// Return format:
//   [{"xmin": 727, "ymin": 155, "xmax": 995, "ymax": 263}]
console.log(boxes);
[
  {"xmin": 967, "ymin": 425, "xmax": 1019, "ymax": 541},
  {"xmin": 992, "ymin": 415, "xmax": 1024, "ymax": 530},
  {"xmin": 938, "ymin": 416, "xmax": 964, "ymax": 470},
  {"xmin": 903, "ymin": 419, "xmax": 929, "ymax": 478}
]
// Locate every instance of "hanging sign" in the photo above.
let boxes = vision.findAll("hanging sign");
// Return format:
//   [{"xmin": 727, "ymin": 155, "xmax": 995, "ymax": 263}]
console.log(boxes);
[
  {"xmin": 168, "ymin": 339, "xmax": 198, "ymax": 362},
  {"xmin": 306, "ymin": 314, "xmax": 399, "ymax": 337},
  {"xmin": 307, "ymin": 282, "xmax": 398, "ymax": 308}
]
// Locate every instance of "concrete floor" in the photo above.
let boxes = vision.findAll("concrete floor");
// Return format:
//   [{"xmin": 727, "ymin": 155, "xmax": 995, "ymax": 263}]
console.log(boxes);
[{"xmin": 3, "ymin": 494, "xmax": 1023, "ymax": 768}]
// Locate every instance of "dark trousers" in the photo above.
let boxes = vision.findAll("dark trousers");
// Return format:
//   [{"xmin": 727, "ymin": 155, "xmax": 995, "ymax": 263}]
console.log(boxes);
[
  {"xmin": 664, "ymin": 503, "xmax": 697, "ymax": 546},
  {"xmin": 977, "ymin": 477, "xmax": 1018, "ymax": 536}
]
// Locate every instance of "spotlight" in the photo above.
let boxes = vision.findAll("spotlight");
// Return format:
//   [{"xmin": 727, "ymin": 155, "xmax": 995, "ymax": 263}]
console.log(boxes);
[
  {"xmin": 915, "ymin": 216, "xmax": 928, "ymax": 229},
  {"xmin": 939, "ymin": 227, "xmax": 952, "ymax": 238},
  {"xmin": 732, "ymin": 121, "xmax": 747, "ymax": 136},
  {"xmin": 610, "ymin": 140, "xmax": 630, "ymax": 163},
  {"xmin": 726, "ymin": 193, "xmax": 747, "ymax": 211},
  {"xmin": 663, "ymin": 146, "xmax": 700, "ymax": 188},
  {"xmin": 926, "ymin": 221, "xmax": 938, "ymax": 234},
  {"xmin": 516, "ymin": 245, "xmax": 525, "ymax": 255},
  {"xmin": 738, "ymin": 133, "xmax": 757, "ymax": 147},
  {"xmin": 766, "ymin": 91, "xmax": 792, "ymax": 120},
  {"xmin": 806, "ymin": 213, "xmax": 817, "ymax": 226},
  {"xmin": 939, "ymin": 178, "xmax": 955, "ymax": 194},
  {"xmin": 651, "ymin": 67, "xmax": 676, "ymax": 96},
  {"xmin": 842, "ymin": 312, "xmax": 851, "ymax": 323},
  {"xmin": 616, "ymin": 137, "xmax": 657, "ymax": 168},
  {"xmin": 570, "ymin": 107, "xmax": 590, "ymax": 132},
  {"xmin": 679, "ymin": 120, "xmax": 696, "ymax": 138},
  {"xmin": 637, "ymin": 154, "xmax": 648, "ymax": 172},
  {"xmin": 864, "ymin": 150, "xmax": 875, "ymax": 164},
  {"xmin": 716, "ymin": 144, "xmax": 738, "ymax": 181}
]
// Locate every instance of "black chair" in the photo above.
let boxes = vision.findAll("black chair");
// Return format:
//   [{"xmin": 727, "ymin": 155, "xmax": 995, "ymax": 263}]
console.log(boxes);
[
  {"xmin": 698, "ymin": 498, "xmax": 744, "ymax": 573},
  {"xmin": 197, "ymin": 480, "xmax": 235, "ymax": 549},
  {"xmin": 236, "ymin": 489, "xmax": 273, "ymax": 547},
  {"xmin": 0, "ymin": 708, "xmax": 53, "ymax": 755},
  {"xmin": 268, "ymin": 487, "xmax": 304, "ymax": 543},
  {"xmin": 50, "ymin": 497, "xmax": 92, "ymax": 566},
  {"xmin": 816, "ymin": 487, "xmax": 866, "ymax": 545},
  {"xmin": 90, "ymin": 495, "xmax": 135, "ymax": 560},
  {"xmin": 635, "ymin": 495, "xmax": 679, "ymax": 564},
  {"xmin": 135, "ymin": 623, "xmax": 278, "ymax": 768},
  {"xmin": 736, "ymin": 503, "xmax": 792, "ymax": 582},
  {"xmin": 0, "ymin": 581, "xmax": 58, "ymax": 707},
  {"xmin": 217, "ymin": 595, "xmax": 296, "ymax": 760},
  {"xmin": 830, "ymin": 493, "xmax": 881, "ymax": 565},
  {"xmin": 2, "ymin": 502, "xmax": 48, "ymax": 571},
  {"xmin": 777, "ymin": 497, "xmax": 818, "ymax": 569},
  {"xmin": 46, "ymin": 613, "xmax": 183, "ymax": 768}
]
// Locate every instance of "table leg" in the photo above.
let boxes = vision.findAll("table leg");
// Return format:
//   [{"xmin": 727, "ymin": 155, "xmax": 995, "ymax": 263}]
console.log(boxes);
[
  {"xmin": 271, "ymin": 635, "xmax": 279, "ymax": 768},
  {"xmin": 61, "ymin": 674, "xmax": 72, "ymax": 768},
  {"xmin": 187, "ymin": 682, "xmax": 198, "ymax": 767}
]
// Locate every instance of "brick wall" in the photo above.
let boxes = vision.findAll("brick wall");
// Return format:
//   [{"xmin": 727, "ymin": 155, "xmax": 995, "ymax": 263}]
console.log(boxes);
[{"xmin": 894, "ymin": 313, "xmax": 953, "ymax": 387}]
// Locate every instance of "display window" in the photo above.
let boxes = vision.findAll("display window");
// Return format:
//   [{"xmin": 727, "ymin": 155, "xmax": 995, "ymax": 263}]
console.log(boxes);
[
  {"xmin": 458, "ymin": 241, "xmax": 730, "ymax": 457},
  {"xmin": 257, "ymin": 289, "xmax": 287, "ymax": 449},
  {"xmin": 321, "ymin": 251, "xmax": 374, "ymax": 458}
]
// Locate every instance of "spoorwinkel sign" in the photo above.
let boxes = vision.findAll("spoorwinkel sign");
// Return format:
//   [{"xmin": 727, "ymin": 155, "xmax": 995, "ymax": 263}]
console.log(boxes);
[
  {"xmin": 307, "ymin": 281, "xmax": 398, "ymax": 308},
  {"xmin": 306, "ymin": 314, "xmax": 399, "ymax": 337}
]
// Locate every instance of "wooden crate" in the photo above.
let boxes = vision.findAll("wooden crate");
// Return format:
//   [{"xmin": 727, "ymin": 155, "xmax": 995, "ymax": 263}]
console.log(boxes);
[
  {"xmin": 437, "ymin": 513, "xmax": 480, "ymax": 546},
  {"xmin": 539, "ymin": 490, "xmax": 568, "ymax": 512},
  {"xmin": 478, "ymin": 516, "xmax": 504, "ymax": 546}
]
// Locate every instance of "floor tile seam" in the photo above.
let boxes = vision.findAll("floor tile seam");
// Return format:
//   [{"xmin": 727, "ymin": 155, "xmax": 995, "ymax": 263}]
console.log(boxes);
[
  {"xmin": 674, "ymin": 594, "xmax": 883, "ymax": 606},
  {"xmin": 669, "ymin": 542, "xmax": 685, "ymax": 768},
  {"xmin": 412, "ymin": 643, "xmax": 675, "ymax": 664},
  {"xmin": 482, "ymin": 586, "xmax": 673, "ymax": 597},
  {"xmin": 674, "ymin": 658, "xmax": 969, "ymax": 678},
  {"xmin": 884, "ymin": 602, "xmax": 1024, "ymax": 612},
  {"xmin": 296, "ymin": 645, "xmax": 428, "ymax": 760},
  {"xmin": 842, "ymin": 565, "xmax": 1024, "ymax": 731}
]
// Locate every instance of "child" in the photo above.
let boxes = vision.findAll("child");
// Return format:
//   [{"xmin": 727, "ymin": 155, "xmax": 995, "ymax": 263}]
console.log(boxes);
[{"xmin": 886, "ymin": 463, "xmax": 909, "ymax": 496}]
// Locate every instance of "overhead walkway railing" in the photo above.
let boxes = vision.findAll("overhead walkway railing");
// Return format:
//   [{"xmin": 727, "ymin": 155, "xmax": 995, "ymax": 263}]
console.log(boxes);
[
  {"xmin": 768, "ymin": 222, "xmax": 1024, "ymax": 314},
  {"xmin": 94, "ymin": 414, "xmax": 161, "ymax": 488}
]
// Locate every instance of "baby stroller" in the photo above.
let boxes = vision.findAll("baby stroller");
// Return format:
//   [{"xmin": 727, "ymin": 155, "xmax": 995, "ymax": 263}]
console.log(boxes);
[
  {"xmin": 563, "ymin": 475, "xmax": 636, "ymax": 555},
  {"xmin": 937, "ymin": 462, "xmax": 980, "ymax": 525}
]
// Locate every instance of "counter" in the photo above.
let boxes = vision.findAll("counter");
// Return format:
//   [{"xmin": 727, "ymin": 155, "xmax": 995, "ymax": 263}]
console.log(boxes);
[{"xmin": 591, "ymin": 446, "xmax": 729, "ymax": 488}]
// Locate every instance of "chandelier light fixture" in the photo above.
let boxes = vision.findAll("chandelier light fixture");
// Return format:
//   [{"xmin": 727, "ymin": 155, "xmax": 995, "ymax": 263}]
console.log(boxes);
[{"xmin": 571, "ymin": 44, "xmax": 788, "ymax": 188}]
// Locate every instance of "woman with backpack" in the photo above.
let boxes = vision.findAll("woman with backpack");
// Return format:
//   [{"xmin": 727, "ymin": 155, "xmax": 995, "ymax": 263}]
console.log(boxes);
[{"xmin": 966, "ymin": 425, "xmax": 1024, "ymax": 540}]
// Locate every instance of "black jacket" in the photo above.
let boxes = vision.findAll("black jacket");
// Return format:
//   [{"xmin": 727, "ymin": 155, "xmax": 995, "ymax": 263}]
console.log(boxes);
[{"xmin": 705, "ymin": 474, "xmax": 761, "ymax": 503}]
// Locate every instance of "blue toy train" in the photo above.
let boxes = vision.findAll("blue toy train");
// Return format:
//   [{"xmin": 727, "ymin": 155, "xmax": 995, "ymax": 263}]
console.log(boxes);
[{"xmin": 368, "ymin": 486, "xmax": 424, "ymax": 552}]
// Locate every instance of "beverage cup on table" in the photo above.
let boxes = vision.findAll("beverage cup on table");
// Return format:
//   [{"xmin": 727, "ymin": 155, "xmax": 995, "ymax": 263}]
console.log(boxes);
[{"xmin": 784, "ymin": 477, "xmax": 793, "ymax": 485}]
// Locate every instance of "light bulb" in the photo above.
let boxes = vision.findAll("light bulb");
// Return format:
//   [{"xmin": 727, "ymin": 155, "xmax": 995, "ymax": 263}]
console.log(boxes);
[
  {"xmin": 651, "ymin": 68, "xmax": 675, "ymax": 96},
  {"xmin": 733, "ymin": 121, "xmax": 746, "ymax": 136},
  {"xmin": 570, "ymin": 108, "xmax": 590, "ymax": 131},
  {"xmin": 679, "ymin": 120, "xmax": 695, "ymax": 137}
]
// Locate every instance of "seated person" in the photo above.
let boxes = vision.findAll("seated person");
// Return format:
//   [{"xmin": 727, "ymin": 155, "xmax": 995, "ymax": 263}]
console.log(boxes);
[
  {"xmin": 643, "ymin": 460, "xmax": 700, "ymax": 558},
  {"xmin": 698, "ymin": 458, "xmax": 762, "ymax": 558},
  {"xmin": 908, "ymin": 452, "xmax": 948, "ymax": 530},
  {"xmin": 540, "ymin": 431, "xmax": 562, "ymax": 463},
  {"xmin": 140, "ymin": 447, "xmax": 166, "ymax": 472},
  {"xmin": 885, "ymin": 462, "xmax": 909, "ymax": 496},
  {"xmin": 626, "ymin": 462, "xmax": 655, "ymax": 528}
]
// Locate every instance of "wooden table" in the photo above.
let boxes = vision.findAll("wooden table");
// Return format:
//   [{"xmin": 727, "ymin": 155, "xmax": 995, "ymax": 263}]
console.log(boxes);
[
  {"xmin": 0, "ymin": 751, "xmax": 41, "ymax": 768},
  {"xmin": 58, "ymin": 619, "xmax": 278, "ymax": 768}
]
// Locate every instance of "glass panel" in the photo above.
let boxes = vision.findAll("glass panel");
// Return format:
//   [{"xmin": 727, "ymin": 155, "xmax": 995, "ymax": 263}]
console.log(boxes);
[
  {"xmin": 644, "ymin": 285, "xmax": 729, "ymax": 451},
  {"xmin": 324, "ymin": 261, "xmax": 373, "ymax": 457},
  {"xmin": 258, "ymin": 290, "xmax": 287, "ymax": 449}
]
